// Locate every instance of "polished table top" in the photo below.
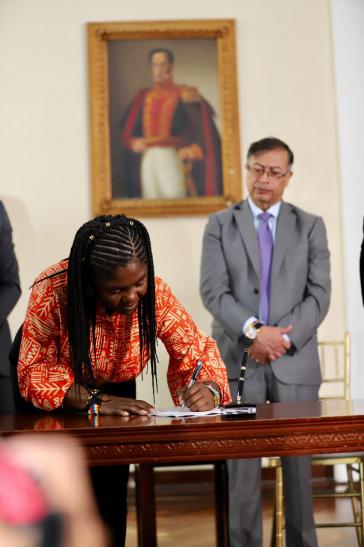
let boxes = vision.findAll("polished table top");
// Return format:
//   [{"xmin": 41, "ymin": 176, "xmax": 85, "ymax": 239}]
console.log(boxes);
[{"xmin": 1, "ymin": 399, "xmax": 364, "ymax": 465}]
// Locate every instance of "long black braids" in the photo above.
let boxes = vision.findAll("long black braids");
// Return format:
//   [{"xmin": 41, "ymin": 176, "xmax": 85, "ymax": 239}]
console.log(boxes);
[{"xmin": 67, "ymin": 214, "xmax": 158, "ymax": 397}]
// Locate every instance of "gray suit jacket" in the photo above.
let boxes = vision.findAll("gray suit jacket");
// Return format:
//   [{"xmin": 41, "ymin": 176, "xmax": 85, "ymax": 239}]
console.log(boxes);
[
  {"xmin": 0, "ymin": 201, "xmax": 21, "ymax": 377},
  {"xmin": 200, "ymin": 200, "xmax": 331, "ymax": 386}
]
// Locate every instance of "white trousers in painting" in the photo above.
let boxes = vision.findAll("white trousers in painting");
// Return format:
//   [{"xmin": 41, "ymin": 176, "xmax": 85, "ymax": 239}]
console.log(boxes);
[{"xmin": 141, "ymin": 147, "xmax": 186, "ymax": 199}]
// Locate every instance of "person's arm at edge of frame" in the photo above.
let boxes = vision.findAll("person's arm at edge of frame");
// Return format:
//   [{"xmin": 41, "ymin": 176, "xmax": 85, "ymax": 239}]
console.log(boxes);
[
  {"xmin": 360, "ymin": 216, "xmax": 364, "ymax": 306},
  {"xmin": 0, "ymin": 202, "xmax": 21, "ymax": 326}
]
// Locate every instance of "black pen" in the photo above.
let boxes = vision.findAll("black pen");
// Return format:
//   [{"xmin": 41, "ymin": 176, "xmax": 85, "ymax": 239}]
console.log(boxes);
[
  {"xmin": 181, "ymin": 360, "xmax": 203, "ymax": 410},
  {"xmin": 225, "ymin": 348, "xmax": 256, "ymax": 410},
  {"xmin": 236, "ymin": 349, "xmax": 248, "ymax": 404}
]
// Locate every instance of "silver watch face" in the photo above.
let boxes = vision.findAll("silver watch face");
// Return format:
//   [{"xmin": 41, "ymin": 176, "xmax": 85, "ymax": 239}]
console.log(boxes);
[{"xmin": 245, "ymin": 325, "xmax": 257, "ymax": 340}]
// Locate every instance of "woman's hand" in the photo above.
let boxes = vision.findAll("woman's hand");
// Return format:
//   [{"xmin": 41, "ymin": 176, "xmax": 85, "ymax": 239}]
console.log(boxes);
[
  {"xmin": 98, "ymin": 396, "xmax": 154, "ymax": 416},
  {"xmin": 180, "ymin": 381, "xmax": 219, "ymax": 411},
  {"xmin": 63, "ymin": 384, "xmax": 154, "ymax": 416}
]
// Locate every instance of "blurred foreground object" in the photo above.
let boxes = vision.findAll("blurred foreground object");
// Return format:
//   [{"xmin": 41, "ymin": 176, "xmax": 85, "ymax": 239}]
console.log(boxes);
[{"xmin": 0, "ymin": 434, "xmax": 107, "ymax": 547}]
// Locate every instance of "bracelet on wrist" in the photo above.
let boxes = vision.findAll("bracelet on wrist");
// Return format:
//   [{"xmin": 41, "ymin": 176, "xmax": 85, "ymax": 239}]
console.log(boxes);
[
  {"xmin": 205, "ymin": 383, "xmax": 221, "ymax": 408},
  {"xmin": 88, "ymin": 403, "xmax": 101, "ymax": 416},
  {"xmin": 85, "ymin": 388, "xmax": 103, "ymax": 413}
]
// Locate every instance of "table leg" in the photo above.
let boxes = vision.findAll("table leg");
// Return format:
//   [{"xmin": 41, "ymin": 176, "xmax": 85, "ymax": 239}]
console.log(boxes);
[
  {"xmin": 135, "ymin": 464, "xmax": 157, "ymax": 547},
  {"xmin": 214, "ymin": 461, "xmax": 229, "ymax": 547},
  {"xmin": 135, "ymin": 462, "xmax": 229, "ymax": 547}
]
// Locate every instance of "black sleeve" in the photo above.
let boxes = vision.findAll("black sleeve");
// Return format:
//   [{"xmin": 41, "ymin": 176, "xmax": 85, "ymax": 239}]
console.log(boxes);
[
  {"xmin": 0, "ymin": 202, "xmax": 21, "ymax": 325},
  {"xmin": 361, "ymin": 217, "xmax": 364, "ymax": 306}
]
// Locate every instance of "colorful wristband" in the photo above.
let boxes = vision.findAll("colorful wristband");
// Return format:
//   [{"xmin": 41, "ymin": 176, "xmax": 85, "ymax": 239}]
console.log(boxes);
[
  {"xmin": 87, "ymin": 403, "xmax": 101, "ymax": 416},
  {"xmin": 85, "ymin": 389, "xmax": 103, "ymax": 412}
]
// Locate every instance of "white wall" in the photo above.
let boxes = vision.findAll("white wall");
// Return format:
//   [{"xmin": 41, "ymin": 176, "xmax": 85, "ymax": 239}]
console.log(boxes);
[
  {"xmin": 0, "ymin": 0, "xmax": 350, "ymax": 406},
  {"xmin": 330, "ymin": 0, "xmax": 364, "ymax": 398}
]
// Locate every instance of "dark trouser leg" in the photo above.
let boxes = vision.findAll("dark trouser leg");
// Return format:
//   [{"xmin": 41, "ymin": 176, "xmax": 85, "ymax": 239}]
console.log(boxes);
[
  {"xmin": 282, "ymin": 455, "xmax": 317, "ymax": 547},
  {"xmin": 228, "ymin": 374, "xmax": 266, "ymax": 547},
  {"xmin": 270, "ymin": 377, "xmax": 319, "ymax": 547},
  {"xmin": 228, "ymin": 457, "xmax": 263, "ymax": 547},
  {"xmin": 90, "ymin": 465, "xmax": 130, "ymax": 547}
]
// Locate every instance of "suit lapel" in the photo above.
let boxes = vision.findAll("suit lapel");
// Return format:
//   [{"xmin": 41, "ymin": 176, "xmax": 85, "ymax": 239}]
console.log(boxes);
[
  {"xmin": 233, "ymin": 201, "xmax": 260, "ymax": 277},
  {"xmin": 271, "ymin": 202, "xmax": 295, "ymax": 280}
]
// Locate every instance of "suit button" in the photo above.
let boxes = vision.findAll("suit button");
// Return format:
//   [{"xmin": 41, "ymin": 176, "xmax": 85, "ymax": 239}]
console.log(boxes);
[{"xmin": 254, "ymin": 288, "xmax": 259, "ymax": 294}]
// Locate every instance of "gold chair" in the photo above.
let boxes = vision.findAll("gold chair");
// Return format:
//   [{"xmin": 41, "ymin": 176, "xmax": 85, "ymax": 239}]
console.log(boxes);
[{"xmin": 271, "ymin": 333, "xmax": 364, "ymax": 547}]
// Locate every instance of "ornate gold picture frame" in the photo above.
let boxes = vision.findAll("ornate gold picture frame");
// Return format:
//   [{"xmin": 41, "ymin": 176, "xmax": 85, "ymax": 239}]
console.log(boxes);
[{"xmin": 87, "ymin": 19, "xmax": 242, "ymax": 217}]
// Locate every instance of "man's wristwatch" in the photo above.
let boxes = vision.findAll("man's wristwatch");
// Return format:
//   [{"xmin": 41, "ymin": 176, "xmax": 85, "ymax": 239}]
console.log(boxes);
[
  {"xmin": 205, "ymin": 384, "xmax": 221, "ymax": 408},
  {"xmin": 244, "ymin": 320, "xmax": 264, "ymax": 346}
]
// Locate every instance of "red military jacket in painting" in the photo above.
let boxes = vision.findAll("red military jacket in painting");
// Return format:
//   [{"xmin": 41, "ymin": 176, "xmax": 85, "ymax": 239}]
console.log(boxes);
[
  {"xmin": 18, "ymin": 260, "xmax": 231, "ymax": 411},
  {"xmin": 120, "ymin": 82, "xmax": 222, "ymax": 198}
]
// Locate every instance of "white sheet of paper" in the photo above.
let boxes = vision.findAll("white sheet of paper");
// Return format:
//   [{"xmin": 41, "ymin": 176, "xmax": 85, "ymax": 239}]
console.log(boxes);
[
  {"xmin": 149, "ymin": 406, "xmax": 256, "ymax": 417},
  {"xmin": 150, "ymin": 406, "xmax": 221, "ymax": 417}
]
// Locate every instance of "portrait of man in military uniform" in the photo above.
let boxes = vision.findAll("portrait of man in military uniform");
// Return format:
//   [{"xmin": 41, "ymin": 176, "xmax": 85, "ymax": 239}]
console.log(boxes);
[{"xmin": 108, "ymin": 40, "xmax": 222, "ymax": 200}]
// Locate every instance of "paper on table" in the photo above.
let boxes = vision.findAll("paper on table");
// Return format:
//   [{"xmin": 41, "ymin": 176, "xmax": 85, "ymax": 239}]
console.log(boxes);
[
  {"xmin": 150, "ymin": 406, "xmax": 221, "ymax": 417},
  {"xmin": 150, "ymin": 406, "xmax": 256, "ymax": 417}
]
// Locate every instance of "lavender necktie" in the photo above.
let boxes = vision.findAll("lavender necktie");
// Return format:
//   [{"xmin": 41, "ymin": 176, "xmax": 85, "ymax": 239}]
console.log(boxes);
[{"xmin": 258, "ymin": 212, "xmax": 273, "ymax": 324}]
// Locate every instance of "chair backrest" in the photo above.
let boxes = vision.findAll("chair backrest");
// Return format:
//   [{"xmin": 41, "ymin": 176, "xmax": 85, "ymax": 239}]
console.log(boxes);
[{"xmin": 318, "ymin": 332, "xmax": 351, "ymax": 400}]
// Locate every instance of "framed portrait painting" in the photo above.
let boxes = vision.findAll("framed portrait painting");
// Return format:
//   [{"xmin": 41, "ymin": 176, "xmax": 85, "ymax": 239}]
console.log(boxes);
[{"xmin": 87, "ymin": 19, "xmax": 242, "ymax": 217}]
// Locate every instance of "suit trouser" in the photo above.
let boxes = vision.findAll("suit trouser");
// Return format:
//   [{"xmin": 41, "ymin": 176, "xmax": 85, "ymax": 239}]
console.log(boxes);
[{"xmin": 228, "ymin": 365, "xmax": 319, "ymax": 547}]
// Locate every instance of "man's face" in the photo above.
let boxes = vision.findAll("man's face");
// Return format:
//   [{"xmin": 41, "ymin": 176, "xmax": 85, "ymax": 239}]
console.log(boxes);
[
  {"xmin": 246, "ymin": 148, "xmax": 292, "ymax": 210},
  {"xmin": 150, "ymin": 52, "xmax": 173, "ymax": 84}
]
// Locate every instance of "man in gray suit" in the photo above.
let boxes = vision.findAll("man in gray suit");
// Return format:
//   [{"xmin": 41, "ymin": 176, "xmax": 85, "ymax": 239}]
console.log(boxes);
[{"xmin": 200, "ymin": 137, "xmax": 331, "ymax": 547}]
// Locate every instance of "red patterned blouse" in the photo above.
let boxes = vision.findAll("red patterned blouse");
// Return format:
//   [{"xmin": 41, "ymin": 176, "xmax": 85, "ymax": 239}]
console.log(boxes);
[{"xmin": 18, "ymin": 260, "xmax": 231, "ymax": 410}]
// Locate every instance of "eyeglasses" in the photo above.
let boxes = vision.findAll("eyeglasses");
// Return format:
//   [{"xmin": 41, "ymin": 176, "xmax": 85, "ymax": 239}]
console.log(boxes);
[{"xmin": 246, "ymin": 164, "xmax": 291, "ymax": 180}]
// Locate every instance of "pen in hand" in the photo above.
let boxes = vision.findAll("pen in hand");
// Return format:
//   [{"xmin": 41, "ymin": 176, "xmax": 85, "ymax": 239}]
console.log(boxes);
[{"xmin": 180, "ymin": 360, "xmax": 203, "ymax": 410}]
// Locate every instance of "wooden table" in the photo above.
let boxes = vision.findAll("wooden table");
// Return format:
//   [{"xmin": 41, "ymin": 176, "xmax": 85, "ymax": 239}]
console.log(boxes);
[
  {"xmin": 1, "ymin": 399, "xmax": 364, "ymax": 462},
  {"xmin": 1, "ymin": 399, "xmax": 364, "ymax": 546}
]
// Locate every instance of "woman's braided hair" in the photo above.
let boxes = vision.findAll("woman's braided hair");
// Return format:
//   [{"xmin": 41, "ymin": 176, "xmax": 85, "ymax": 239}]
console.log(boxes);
[{"xmin": 67, "ymin": 214, "xmax": 158, "ymax": 396}]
